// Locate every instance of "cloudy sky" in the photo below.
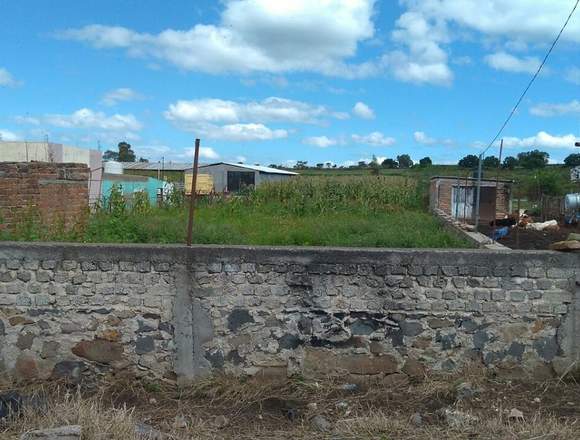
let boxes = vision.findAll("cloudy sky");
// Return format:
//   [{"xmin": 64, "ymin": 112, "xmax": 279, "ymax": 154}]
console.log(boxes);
[{"xmin": 0, "ymin": 0, "xmax": 579, "ymax": 166}]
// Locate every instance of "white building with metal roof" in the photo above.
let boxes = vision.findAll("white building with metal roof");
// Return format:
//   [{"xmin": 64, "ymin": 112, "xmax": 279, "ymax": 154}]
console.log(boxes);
[{"xmin": 192, "ymin": 162, "xmax": 298, "ymax": 192}]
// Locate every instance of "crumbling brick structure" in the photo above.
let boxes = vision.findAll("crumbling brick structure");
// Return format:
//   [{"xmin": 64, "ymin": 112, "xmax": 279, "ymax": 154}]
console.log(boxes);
[
  {"xmin": 0, "ymin": 162, "xmax": 89, "ymax": 233},
  {"xmin": 430, "ymin": 176, "xmax": 512, "ymax": 224}
]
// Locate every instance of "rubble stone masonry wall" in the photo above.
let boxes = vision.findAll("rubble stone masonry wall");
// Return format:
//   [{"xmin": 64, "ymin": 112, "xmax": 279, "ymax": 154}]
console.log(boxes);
[
  {"xmin": 0, "ymin": 243, "xmax": 578, "ymax": 383},
  {"xmin": 0, "ymin": 162, "xmax": 89, "ymax": 233}
]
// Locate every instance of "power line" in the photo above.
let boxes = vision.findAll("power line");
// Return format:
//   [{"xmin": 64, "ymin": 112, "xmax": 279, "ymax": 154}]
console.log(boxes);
[{"xmin": 480, "ymin": 0, "xmax": 580, "ymax": 157}]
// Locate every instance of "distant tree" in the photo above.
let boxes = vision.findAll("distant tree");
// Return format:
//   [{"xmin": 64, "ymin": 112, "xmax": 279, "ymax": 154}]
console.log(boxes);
[
  {"xmin": 332, "ymin": 164, "xmax": 337, "ymax": 169},
  {"xmin": 397, "ymin": 154, "xmax": 413, "ymax": 169},
  {"xmin": 523, "ymin": 169, "xmax": 566, "ymax": 201},
  {"xmin": 138, "ymin": 157, "xmax": 149, "ymax": 163},
  {"xmin": 458, "ymin": 154, "xmax": 480, "ymax": 169},
  {"xmin": 102, "ymin": 150, "xmax": 119, "ymax": 161},
  {"xmin": 268, "ymin": 164, "xmax": 278, "ymax": 169},
  {"xmin": 502, "ymin": 156, "xmax": 519, "ymax": 170},
  {"xmin": 316, "ymin": 163, "xmax": 324, "ymax": 169},
  {"xmin": 381, "ymin": 158, "xmax": 398, "ymax": 169},
  {"xmin": 483, "ymin": 156, "xmax": 500, "ymax": 168},
  {"xmin": 564, "ymin": 153, "xmax": 580, "ymax": 167},
  {"xmin": 294, "ymin": 161, "xmax": 308, "ymax": 169},
  {"xmin": 358, "ymin": 160, "xmax": 368, "ymax": 168},
  {"xmin": 517, "ymin": 150, "xmax": 549, "ymax": 169},
  {"xmin": 418, "ymin": 157, "xmax": 432, "ymax": 167},
  {"xmin": 117, "ymin": 142, "xmax": 137, "ymax": 162}
]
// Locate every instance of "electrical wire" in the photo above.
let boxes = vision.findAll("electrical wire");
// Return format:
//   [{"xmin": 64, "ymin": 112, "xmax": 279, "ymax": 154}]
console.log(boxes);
[{"xmin": 480, "ymin": 0, "xmax": 580, "ymax": 157}]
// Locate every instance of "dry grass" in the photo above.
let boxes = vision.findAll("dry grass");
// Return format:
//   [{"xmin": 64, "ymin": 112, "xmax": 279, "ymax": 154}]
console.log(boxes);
[{"xmin": 2, "ymin": 370, "xmax": 580, "ymax": 440}]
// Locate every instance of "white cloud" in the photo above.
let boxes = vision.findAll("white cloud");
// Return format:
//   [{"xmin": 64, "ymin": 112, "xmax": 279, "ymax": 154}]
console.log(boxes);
[
  {"xmin": 200, "ymin": 147, "xmax": 220, "ymax": 159},
  {"xmin": 484, "ymin": 51, "xmax": 540, "ymax": 74},
  {"xmin": 236, "ymin": 155, "xmax": 247, "ymax": 163},
  {"xmin": 303, "ymin": 136, "xmax": 337, "ymax": 148},
  {"xmin": 502, "ymin": 131, "xmax": 578, "ymax": 149},
  {"xmin": 352, "ymin": 131, "xmax": 395, "ymax": 146},
  {"xmin": 0, "ymin": 129, "xmax": 20, "ymax": 141},
  {"xmin": 136, "ymin": 144, "xmax": 220, "ymax": 161},
  {"xmin": 164, "ymin": 96, "xmax": 347, "ymax": 141},
  {"xmin": 385, "ymin": 0, "xmax": 580, "ymax": 86},
  {"xmin": 530, "ymin": 100, "xmax": 580, "ymax": 117},
  {"xmin": 101, "ymin": 88, "xmax": 144, "ymax": 106},
  {"xmin": 59, "ymin": 0, "xmax": 376, "ymax": 78},
  {"xmin": 42, "ymin": 108, "xmax": 142, "ymax": 132},
  {"xmin": 165, "ymin": 97, "xmax": 344, "ymax": 125},
  {"xmin": 197, "ymin": 123, "xmax": 288, "ymax": 141},
  {"xmin": 414, "ymin": 131, "xmax": 453, "ymax": 146},
  {"xmin": 15, "ymin": 108, "xmax": 143, "ymax": 141},
  {"xmin": 385, "ymin": 9, "xmax": 453, "ymax": 86},
  {"xmin": 353, "ymin": 101, "xmax": 375, "ymax": 119},
  {"xmin": 0, "ymin": 68, "xmax": 20, "ymax": 87},
  {"xmin": 565, "ymin": 67, "xmax": 580, "ymax": 85}
]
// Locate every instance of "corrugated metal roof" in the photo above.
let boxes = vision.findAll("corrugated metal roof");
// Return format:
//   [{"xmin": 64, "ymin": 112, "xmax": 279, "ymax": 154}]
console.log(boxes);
[
  {"xmin": 199, "ymin": 162, "xmax": 298, "ymax": 175},
  {"xmin": 120, "ymin": 162, "xmax": 195, "ymax": 171}
]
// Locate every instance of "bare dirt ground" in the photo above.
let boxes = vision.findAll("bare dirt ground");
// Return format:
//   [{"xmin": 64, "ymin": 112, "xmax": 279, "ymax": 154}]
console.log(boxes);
[
  {"xmin": 2, "ymin": 366, "xmax": 580, "ymax": 439},
  {"xmin": 480, "ymin": 224, "xmax": 580, "ymax": 250}
]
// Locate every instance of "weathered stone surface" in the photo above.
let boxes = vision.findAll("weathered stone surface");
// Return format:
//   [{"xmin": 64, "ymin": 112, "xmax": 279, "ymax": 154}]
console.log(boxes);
[
  {"xmin": 15, "ymin": 354, "xmax": 39, "ymax": 380},
  {"xmin": 16, "ymin": 333, "xmax": 35, "ymax": 350},
  {"xmin": 0, "ymin": 243, "xmax": 577, "ymax": 382},
  {"xmin": 227, "ymin": 309, "xmax": 254, "ymax": 332},
  {"xmin": 52, "ymin": 361, "xmax": 86, "ymax": 382},
  {"xmin": 402, "ymin": 358, "xmax": 426, "ymax": 380},
  {"xmin": 304, "ymin": 348, "xmax": 398, "ymax": 376},
  {"xmin": 71, "ymin": 340, "xmax": 123, "ymax": 364},
  {"xmin": 135, "ymin": 336, "xmax": 154, "ymax": 355},
  {"xmin": 8, "ymin": 316, "xmax": 34, "ymax": 326}
]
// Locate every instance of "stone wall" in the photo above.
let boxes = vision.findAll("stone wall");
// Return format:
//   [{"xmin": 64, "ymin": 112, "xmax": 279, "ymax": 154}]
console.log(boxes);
[
  {"xmin": 0, "ymin": 162, "xmax": 89, "ymax": 233},
  {"xmin": 0, "ymin": 243, "xmax": 578, "ymax": 384}
]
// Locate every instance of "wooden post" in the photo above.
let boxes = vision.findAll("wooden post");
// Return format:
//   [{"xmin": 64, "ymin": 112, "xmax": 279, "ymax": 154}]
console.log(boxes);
[{"xmin": 186, "ymin": 139, "xmax": 201, "ymax": 247}]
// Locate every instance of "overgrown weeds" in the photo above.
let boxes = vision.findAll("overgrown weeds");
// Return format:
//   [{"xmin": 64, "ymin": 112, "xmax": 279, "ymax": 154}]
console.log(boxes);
[
  {"xmin": 2, "ymin": 372, "xmax": 580, "ymax": 439},
  {"xmin": 1, "ymin": 177, "xmax": 470, "ymax": 248}
]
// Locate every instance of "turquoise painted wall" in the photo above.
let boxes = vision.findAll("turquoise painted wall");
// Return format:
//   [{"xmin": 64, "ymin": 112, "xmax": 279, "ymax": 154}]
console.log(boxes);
[{"xmin": 101, "ymin": 177, "xmax": 166, "ymax": 205}]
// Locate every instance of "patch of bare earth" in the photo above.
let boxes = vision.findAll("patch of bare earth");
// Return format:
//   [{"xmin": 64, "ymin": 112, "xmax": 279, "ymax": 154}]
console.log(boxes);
[{"xmin": 2, "ymin": 367, "xmax": 580, "ymax": 439}]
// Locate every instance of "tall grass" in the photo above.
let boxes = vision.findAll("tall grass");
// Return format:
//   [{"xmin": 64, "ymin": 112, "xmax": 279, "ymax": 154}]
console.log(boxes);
[
  {"xmin": 241, "ymin": 176, "xmax": 422, "ymax": 215},
  {"xmin": 0, "ymin": 177, "xmax": 470, "ymax": 248}
]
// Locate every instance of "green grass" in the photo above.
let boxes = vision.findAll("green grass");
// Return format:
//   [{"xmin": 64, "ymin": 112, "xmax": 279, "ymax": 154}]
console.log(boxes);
[
  {"xmin": 0, "ymin": 177, "xmax": 470, "ymax": 248},
  {"xmin": 78, "ymin": 205, "xmax": 468, "ymax": 248}
]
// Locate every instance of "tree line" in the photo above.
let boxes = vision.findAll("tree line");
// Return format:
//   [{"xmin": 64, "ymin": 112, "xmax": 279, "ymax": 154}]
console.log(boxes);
[
  {"xmin": 285, "ymin": 150, "xmax": 580, "ymax": 171},
  {"xmin": 458, "ymin": 150, "xmax": 580, "ymax": 170}
]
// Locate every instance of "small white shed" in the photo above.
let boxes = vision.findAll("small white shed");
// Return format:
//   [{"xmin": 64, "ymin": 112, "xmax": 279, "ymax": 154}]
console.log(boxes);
[{"xmin": 193, "ymin": 162, "xmax": 298, "ymax": 193}]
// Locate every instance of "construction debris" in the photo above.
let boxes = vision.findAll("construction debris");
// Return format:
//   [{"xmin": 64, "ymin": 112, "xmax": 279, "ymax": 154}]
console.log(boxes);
[{"xmin": 550, "ymin": 240, "xmax": 580, "ymax": 252}]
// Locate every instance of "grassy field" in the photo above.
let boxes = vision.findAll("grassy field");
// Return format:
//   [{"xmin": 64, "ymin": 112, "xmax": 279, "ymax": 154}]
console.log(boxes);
[{"xmin": 0, "ymin": 176, "xmax": 469, "ymax": 248}]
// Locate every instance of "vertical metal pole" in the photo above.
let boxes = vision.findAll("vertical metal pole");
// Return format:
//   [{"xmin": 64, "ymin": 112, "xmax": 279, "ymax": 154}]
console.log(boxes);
[
  {"xmin": 186, "ymin": 139, "xmax": 201, "ymax": 247},
  {"xmin": 491, "ymin": 139, "xmax": 504, "ymax": 241},
  {"xmin": 474, "ymin": 153, "xmax": 484, "ymax": 231},
  {"xmin": 463, "ymin": 173, "xmax": 469, "ymax": 222},
  {"xmin": 455, "ymin": 175, "xmax": 460, "ymax": 219}
]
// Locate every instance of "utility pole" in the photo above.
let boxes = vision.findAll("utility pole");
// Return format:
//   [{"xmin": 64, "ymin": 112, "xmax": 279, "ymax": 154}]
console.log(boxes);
[
  {"xmin": 474, "ymin": 153, "xmax": 484, "ymax": 232},
  {"xmin": 186, "ymin": 139, "xmax": 201, "ymax": 247}
]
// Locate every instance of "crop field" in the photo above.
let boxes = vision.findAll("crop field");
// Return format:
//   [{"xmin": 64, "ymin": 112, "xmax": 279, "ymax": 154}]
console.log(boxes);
[{"xmin": 1, "ymin": 176, "xmax": 469, "ymax": 248}]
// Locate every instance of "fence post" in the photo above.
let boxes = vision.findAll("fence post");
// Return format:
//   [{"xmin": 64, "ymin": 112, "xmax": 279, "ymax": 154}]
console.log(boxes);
[{"xmin": 186, "ymin": 139, "xmax": 201, "ymax": 247}]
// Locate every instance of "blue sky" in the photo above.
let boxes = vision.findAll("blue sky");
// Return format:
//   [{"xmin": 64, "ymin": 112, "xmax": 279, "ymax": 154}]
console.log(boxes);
[{"xmin": 0, "ymin": 0, "xmax": 579, "ymax": 166}]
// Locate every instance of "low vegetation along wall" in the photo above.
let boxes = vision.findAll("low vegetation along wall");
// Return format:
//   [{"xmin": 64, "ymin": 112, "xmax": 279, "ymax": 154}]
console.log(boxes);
[{"xmin": 0, "ymin": 243, "xmax": 578, "ymax": 384}]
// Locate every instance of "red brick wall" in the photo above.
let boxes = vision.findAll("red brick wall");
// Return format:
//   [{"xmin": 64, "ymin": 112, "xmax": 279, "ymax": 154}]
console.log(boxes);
[
  {"xmin": 430, "ymin": 178, "xmax": 511, "ymax": 222},
  {"xmin": 0, "ymin": 162, "xmax": 89, "ymax": 233}
]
